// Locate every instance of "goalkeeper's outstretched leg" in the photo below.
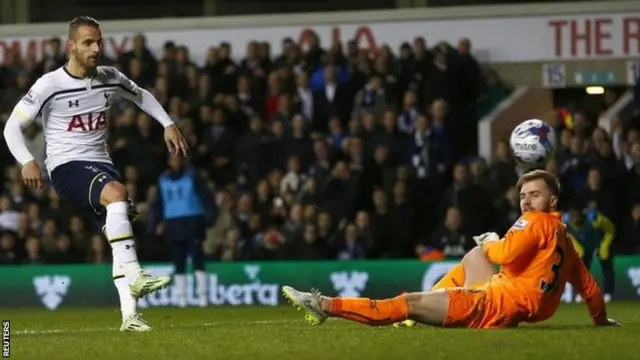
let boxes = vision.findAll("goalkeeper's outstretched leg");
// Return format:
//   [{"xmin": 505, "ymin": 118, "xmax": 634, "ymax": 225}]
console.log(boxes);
[
  {"xmin": 283, "ymin": 283, "xmax": 519, "ymax": 329},
  {"xmin": 282, "ymin": 286, "xmax": 460, "ymax": 328},
  {"xmin": 282, "ymin": 246, "xmax": 501, "ymax": 328}
]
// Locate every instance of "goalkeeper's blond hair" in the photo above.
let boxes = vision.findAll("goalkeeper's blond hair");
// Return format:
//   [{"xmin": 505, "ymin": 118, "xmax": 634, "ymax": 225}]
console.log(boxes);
[{"xmin": 516, "ymin": 169, "xmax": 561, "ymax": 197}]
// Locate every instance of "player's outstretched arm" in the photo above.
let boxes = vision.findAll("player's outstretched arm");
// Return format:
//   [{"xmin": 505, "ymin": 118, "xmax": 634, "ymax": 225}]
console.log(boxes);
[
  {"xmin": 112, "ymin": 68, "xmax": 188, "ymax": 157},
  {"xmin": 567, "ymin": 247, "xmax": 619, "ymax": 326},
  {"xmin": 3, "ymin": 78, "xmax": 52, "ymax": 188}
]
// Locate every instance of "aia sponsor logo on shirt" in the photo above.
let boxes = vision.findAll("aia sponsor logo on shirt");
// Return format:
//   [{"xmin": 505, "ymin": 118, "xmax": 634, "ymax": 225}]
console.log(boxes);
[{"xmin": 66, "ymin": 112, "xmax": 106, "ymax": 132}]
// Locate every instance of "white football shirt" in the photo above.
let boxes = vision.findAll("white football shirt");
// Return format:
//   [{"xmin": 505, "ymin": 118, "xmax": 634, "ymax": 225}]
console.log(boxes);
[{"xmin": 14, "ymin": 66, "xmax": 142, "ymax": 175}]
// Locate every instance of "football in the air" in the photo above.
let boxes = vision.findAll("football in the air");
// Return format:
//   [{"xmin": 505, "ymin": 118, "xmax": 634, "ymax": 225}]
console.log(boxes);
[{"xmin": 509, "ymin": 119, "xmax": 556, "ymax": 169}]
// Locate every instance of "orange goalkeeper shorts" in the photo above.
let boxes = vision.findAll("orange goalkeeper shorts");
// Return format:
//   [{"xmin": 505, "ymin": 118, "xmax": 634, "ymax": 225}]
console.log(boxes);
[{"xmin": 442, "ymin": 286, "xmax": 523, "ymax": 329}]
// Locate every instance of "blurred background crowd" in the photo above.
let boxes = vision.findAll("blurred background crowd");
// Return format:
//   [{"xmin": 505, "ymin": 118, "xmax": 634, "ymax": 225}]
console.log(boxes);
[{"xmin": 0, "ymin": 23, "xmax": 639, "ymax": 265}]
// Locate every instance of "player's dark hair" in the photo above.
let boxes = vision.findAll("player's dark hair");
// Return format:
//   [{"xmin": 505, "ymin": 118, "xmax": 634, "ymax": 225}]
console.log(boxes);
[
  {"xmin": 516, "ymin": 169, "xmax": 560, "ymax": 196},
  {"xmin": 68, "ymin": 16, "xmax": 100, "ymax": 40}
]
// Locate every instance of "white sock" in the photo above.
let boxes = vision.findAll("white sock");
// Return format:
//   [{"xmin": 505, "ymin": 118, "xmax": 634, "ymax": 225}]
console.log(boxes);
[
  {"xmin": 106, "ymin": 201, "xmax": 142, "ymax": 283},
  {"xmin": 174, "ymin": 274, "xmax": 187, "ymax": 307},
  {"xmin": 115, "ymin": 277, "xmax": 137, "ymax": 320},
  {"xmin": 113, "ymin": 253, "xmax": 137, "ymax": 321},
  {"xmin": 195, "ymin": 270, "xmax": 207, "ymax": 299}
]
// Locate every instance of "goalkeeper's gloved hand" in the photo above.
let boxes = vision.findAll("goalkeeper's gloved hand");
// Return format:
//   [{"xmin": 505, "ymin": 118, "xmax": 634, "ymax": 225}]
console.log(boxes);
[{"xmin": 473, "ymin": 232, "xmax": 500, "ymax": 246}]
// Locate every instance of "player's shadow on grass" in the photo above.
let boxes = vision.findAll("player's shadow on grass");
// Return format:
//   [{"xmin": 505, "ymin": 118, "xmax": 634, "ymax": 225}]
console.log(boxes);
[{"xmin": 518, "ymin": 324, "xmax": 597, "ymax": 330}]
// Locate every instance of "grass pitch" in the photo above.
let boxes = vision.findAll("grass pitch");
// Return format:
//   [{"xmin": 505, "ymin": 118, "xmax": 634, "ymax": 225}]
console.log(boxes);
[{"xmin": 7, "ymin": 302, "xmax": 640, "ymax": 360}]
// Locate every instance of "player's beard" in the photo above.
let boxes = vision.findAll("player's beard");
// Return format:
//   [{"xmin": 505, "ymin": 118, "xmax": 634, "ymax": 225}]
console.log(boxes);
[
  {"xmin": 521, "ymin": 202, "xmax": 552, "ymax": 213},
  {"xmin": 85, "ymin": 56, "xmax": 98, "ymax": 70},
  {"xmin": 79, "ymin": 51, "xmax": 98, "ymax": 71}
]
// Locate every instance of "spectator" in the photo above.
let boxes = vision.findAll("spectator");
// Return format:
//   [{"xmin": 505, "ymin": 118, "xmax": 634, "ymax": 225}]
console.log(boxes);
[
  {"xmin": 214, "ymin": 227, "xmax": 248, "ymax": 261},
  {"xmin": 23, "ymin": 234, "xmax": 42, "ymax": 265},
  {"xmin": 0, "ymin": 195, "xmax": 19, "ymax": 232},
  {"xmin": 353, "ymin": 74, "xmax": 386, "ymax": 118},
  {"xmin": 581, "ymin": 168, "xmax": 616, "ymax": 220},
  {"xmin": 280, "ymin": 156, "xmax": 304, "ymax": 195},
  {"xmin": 417, "ymin": 206, "xmax": 472, "ymax": 259},
  {"xmin": 336, "ymin": 223, "xmax": 365, "ymax": 260},
  {"xmin": 87, "ymin": 234, "xmax": 108, "ymax": 263},
  {"xmin": 312, "ymin": 65, "xmax": 352, "ymax": 132},
  {"xmin": 441, "ymin": 162, "xmax": 491, "ymax": 235},
  {"xmin": 397, "ymin": 91, "xmax": 420, "ymax": 134},
  {"xmin": 477, "ymin": 69, "xmax": 511, "ymax": 117},
  {"xmin": 36, "ymin": 37, "xmax": 66, "ymax": 76},
  {"xmin": 620, "ymin": 203, "xmax": 640, "ymax": 254},
  {"xmin": 0, "ymin": 232, "xmax": 20, "ymax": 264},
  {"xmin": 493, "ymin": 186, "xmax": 521, "ymax": 236},
  {"xmin": 489, "ymin": 140, "xmax": 518, "ymax": 196},
  {"xmin": 293, "ymin": 223, "xmax": 328, "ymax": 260}
]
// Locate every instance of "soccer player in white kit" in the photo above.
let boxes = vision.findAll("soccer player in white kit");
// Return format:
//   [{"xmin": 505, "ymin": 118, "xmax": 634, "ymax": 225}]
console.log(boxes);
[{"xmin": 3, "ymin": 16, "xmax": 189, "ymax": 332}]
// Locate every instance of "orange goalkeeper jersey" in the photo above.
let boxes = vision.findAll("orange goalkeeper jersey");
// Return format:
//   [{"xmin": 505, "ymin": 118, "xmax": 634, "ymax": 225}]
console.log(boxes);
[{"xmin": 481, "ymin": 211, "xmax": 608, "ymax": 324}]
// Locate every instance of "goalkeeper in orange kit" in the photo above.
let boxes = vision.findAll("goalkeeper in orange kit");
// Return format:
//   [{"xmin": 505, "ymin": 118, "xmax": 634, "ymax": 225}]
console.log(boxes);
[{"xmin": 282, "ymin": 170, "xmax": 619, "ymax": 329}]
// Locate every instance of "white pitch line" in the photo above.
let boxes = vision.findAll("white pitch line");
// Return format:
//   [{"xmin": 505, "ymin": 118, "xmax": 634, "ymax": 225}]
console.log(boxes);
[{"xmin": 14, "ymin": 319, "xmax": 297, "ymax": 336}]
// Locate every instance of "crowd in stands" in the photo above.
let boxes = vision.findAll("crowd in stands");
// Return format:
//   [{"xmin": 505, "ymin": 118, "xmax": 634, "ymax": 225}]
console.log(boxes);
[{"xmin": 0, "ymin": 29, "xmax": 638, "ymax": 266}]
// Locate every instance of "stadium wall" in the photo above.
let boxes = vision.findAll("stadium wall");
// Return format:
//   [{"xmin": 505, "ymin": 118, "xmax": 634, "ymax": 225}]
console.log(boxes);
[
  {"xmin": 1, "ymin": 1, "xmax": 640, "ymax": 66},
  {"xmin": 2, "ymin": 258, "xmax": 640, "ymax": 309}
]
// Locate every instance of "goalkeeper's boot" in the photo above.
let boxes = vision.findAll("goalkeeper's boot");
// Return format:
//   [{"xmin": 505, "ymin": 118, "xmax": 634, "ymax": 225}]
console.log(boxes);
[
  {"xmin": 130, "ymin": 272, "xmax": 172, "ymax": 299},
  {"xmin": 120, "ymin": 314, "xmax": 152, "ymax": 332},
  {"xmin": 282, "ymin": 286, "xmax": 328, "ymax": 326}
]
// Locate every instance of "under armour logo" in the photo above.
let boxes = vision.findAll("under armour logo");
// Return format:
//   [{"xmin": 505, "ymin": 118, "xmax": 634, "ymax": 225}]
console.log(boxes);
[
  {"xmin": 68, "ymin": 100, "xmax": 79, "ymax": 107},
  {"xmin": 103, "ymin": 92, "xmax": 111, "ymax": 106},
  {"xmin": 97, "ymin": 175, "xmax": 107, "ymax": 183},
  {"xmin": 125, "ymin": 244, "xmax": 135, "ymax": 250},
  {"xmin": 84, "ymin": 165, "xmax": 99, "ymax": 173}
]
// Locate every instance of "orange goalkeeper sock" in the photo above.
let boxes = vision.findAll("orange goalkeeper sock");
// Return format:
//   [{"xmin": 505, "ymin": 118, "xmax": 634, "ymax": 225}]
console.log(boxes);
[
  {"xmin": 431, "ymin": 263, "xmax": 465, "ymax": 290},
  {"xmin": 328, "ymin": 295, "xmax": 409, "ymax": 326}
]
